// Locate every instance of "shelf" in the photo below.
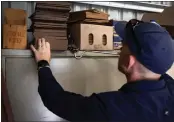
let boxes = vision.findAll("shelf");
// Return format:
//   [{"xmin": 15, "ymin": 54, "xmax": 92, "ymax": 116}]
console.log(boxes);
[{"xmin": 2, "ymin": 49, "xmax": 120, "ymax": 58}]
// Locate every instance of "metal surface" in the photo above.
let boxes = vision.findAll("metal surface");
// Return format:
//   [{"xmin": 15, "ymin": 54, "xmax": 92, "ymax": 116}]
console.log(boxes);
[
  {"xmin": 122, "ymin": 9, "xmax": 136, "ymax": 21},
  {"xmin": 2, "ymin": 57, "xmax": 6, "ymax": 77},
  {"xmin": 3, "ymin": 54, "xmax": 126, "ymax": 121},
  {"xmin": 77, "ymin": 1, "xmax": 168, "ymax": 12},
  {"xmin": 5, "ymin": 58, "xmax": 64, "ymax": 121}
]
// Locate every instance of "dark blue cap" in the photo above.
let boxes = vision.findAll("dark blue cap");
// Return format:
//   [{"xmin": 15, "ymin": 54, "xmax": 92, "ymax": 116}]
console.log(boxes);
[
  {"xmin": 114, "ymin": 21, "xmax": 174, "ymax": 74},
  {"xmin": 113, "ymin": 21, "xmax": 127, "ymax": 41}
]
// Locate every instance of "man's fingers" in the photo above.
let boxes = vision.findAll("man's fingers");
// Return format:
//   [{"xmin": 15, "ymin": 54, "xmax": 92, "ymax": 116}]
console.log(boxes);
[
  {"xmin": 30, "ymin": 45, "xmax": 37, "ymax": 53},
  {"xmin": 38, "ymin": 39, "xmax": 42, "ymax": 49},
  {"xmin": 46, "ymin": 42, "xmax": 50, "ymax": 49},
  {"xmin": 41, "ymin": 38, "xmax": 46, "ymax": 48}
]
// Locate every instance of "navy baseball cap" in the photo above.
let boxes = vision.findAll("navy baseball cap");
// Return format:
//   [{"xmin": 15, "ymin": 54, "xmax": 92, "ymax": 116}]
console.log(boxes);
[{"xmin": 114, "ymin": 20, "xmax": 174, "ymax": 74}]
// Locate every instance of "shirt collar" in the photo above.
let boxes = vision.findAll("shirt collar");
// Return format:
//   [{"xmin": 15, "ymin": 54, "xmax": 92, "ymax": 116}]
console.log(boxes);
[{"xmin": 119, "ymin": 77, "xmax": 166, "ymax": 92}]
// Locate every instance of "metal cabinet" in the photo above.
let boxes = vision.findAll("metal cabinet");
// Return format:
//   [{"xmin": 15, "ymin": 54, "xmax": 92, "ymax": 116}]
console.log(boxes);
[{"xmin": 2, "ymin": 50, "xmax": 127, "ymax": 121}]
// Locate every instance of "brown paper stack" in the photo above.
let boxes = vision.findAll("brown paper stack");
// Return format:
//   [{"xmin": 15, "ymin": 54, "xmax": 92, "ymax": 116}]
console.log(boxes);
[
  {"xmin": 29, "ymin": 2, "xmax": 71, "ymax": 50},
  {"xmin": 67, "ymin": 9, "xmax": 109, "ymax": 25}
]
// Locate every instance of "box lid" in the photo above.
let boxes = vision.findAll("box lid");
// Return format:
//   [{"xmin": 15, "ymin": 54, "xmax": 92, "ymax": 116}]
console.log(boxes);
[{"xmin": 4, "ymin": 8, "xmax": 27, "ymax": 25}]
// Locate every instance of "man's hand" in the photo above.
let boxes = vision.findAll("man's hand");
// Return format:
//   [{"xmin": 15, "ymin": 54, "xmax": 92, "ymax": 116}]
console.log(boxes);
[{"xmin": 30, "ymin": 38, "xmax": 51, "ymax": 63}]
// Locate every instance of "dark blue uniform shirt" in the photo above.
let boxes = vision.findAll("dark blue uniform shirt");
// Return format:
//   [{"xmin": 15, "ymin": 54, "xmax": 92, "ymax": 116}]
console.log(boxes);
[{"xmin": 38, "ymin": 67, "xmax": 174, "ymax": 122}]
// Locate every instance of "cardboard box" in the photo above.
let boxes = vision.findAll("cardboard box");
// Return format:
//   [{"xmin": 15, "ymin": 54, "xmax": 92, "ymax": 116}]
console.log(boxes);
[
  {"xmin": 68, "ymin": 9, "xmax": 109, "ymax": 24},
  {"xmin": 3, "ymin": 8, "xmax": 27, "ymax": 49},
  {"xmin": 142, "ymin": 7, "xmax": 174, "ymax": 37},
  {"xmin": 70, "ymin": 24, "xmax": 113, "ymax": 50}
]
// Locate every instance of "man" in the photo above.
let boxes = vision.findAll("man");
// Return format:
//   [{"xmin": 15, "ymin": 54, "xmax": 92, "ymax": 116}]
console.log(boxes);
[{"xmin": 31, "ymin": 19, "xmax": 174, "ymax": 122}]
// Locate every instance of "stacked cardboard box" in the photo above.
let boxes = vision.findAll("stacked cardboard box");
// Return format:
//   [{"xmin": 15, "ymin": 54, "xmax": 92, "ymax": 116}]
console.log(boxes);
[
  {"xmin": 68, "ymin": 9, "xmax": 113, "ymax": 51},
  {"xmin": 29, "ymin": 2, "xmax": 71, "ymax": 50},
  {"xmin": 70, "ymin": 23, "xmax": 113, "ymax": 51}
]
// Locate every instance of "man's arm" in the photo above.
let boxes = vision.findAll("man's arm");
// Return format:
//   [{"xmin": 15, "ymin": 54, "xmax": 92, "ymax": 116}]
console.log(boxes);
[
  {"xmin": 38, "ymin": 67, "xmax": 107, "ymax": 121},
  {"xmin": 30, "ymin": 38, "xmax": 108, "ymax": 121}
]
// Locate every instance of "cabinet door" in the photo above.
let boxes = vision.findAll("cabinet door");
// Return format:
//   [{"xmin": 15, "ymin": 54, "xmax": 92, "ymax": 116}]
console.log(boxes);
[
  {"xmin": 7, "ymin": 57, "xmax": 174, "ymax": 121},
  {"xmin": 5, "ymin": 57, "xmax": 126, "ymax": 121},
  {"xmin": 6, "ymin": 58, "xmax": 126, "ymax": 121}
]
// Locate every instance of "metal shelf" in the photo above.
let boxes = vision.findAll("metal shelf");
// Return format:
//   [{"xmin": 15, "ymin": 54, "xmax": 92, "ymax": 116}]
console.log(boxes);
[{"xmin": 2, "ymin": 49, "xmax": 120, "ymax": 58}]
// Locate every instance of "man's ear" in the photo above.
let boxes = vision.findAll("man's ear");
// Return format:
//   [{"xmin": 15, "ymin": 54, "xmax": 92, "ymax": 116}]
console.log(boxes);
[{"xmin": 128, "ymin": 55, "xmax": 136, "ymax": 70}]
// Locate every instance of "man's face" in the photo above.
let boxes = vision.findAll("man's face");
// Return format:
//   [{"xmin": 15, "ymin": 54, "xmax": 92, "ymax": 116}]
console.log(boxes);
[{"xmin": 118, "ymin": 43, "xmax": 132, "ymax": 74}]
